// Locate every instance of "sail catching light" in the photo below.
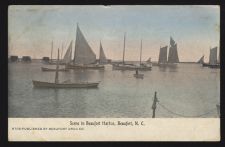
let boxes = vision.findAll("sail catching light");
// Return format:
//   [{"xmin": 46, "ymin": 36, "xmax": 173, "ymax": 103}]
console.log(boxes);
[{"xmin": 73, "ymin": 25, "xmax": 96, "ymax": 64}]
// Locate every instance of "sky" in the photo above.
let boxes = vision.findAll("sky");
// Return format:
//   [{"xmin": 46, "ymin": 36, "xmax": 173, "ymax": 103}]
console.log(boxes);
[{"xmin": 8, "ymin": 5, "xmax": 220, "ymax": 62}]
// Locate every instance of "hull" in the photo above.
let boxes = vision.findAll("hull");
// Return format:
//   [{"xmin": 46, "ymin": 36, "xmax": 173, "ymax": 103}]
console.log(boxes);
[
  {"xmin": 202, "ymin": 63, "xmax": 220, "ymax": 68},
  {"xmin": 112, "ymin": 64, "xmax": 152, "ymax": 71},
  {"xmin": 41, "ymin": 67, "xmax": 69, "ymax": 72},
  {"xmin": 66, "ymin": 64, "xmax": 105, "ymax": 70},
  {"xmin": 32, "ymin": 80, "xmax": 99, "ymax": 88}
]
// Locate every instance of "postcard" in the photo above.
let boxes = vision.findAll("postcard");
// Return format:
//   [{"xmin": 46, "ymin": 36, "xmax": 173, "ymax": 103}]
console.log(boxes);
[{"xmin": 8, "ymin": 5, "xmax": 220, "ymax": 141}]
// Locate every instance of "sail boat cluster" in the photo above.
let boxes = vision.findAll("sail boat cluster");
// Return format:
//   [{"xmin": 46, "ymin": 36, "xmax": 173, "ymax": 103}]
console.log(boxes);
[
  {"xmin": 17, "ymin": 23, "xmax": 218, "ymax": 88},
  {"xmin": 157, "ymin": 37, "xmax": 179, "ymax": 67}
]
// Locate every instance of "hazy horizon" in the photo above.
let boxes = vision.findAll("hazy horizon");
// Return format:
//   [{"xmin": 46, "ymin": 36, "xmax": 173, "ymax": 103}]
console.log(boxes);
[{"xmin": 8, "ymin": 5, "xmax": 220, "ymax": 62}]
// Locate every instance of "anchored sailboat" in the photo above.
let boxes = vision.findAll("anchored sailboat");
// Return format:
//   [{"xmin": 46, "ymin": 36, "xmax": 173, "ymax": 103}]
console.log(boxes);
[
  {"xmin": 158, "ymin": 46, "xmax": 168, "ymax": 67},
  {"xmin": 41, "ymin": 41, "xmax": 73, "ymax": 71},
  {"xmin": 33, "ymin": 49, "xmax": 100, "ymax": 88},
  {"xmin": 112, "ymin": 34, "xmax": 152, "ymax": 71},
  {"xmin": 202, "ymin": 47, "xmax": 220, "ymax": 68},
  {"xmin": 168, "ymin": 37, "xmax": 179, "ymax": 64},
  {"xmin": 155, "ymin": 37, "xmax": 179, "ymax": 67},
  {"xmin": 66, "ymin": 24, "xmax": 104, "ymax": 70}
]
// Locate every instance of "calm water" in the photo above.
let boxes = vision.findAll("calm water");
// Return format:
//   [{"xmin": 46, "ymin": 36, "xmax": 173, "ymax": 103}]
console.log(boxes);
[{"xmin": 8, "ymin": 61, "xmax": 220, "ymax": 118}]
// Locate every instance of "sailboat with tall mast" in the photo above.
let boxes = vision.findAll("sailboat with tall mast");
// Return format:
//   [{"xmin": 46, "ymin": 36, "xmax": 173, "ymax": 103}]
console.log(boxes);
[
  {"xmin": 202, "ymin": 47, "xmax": 220, "ymax": 68},
  {"xmin": 41, "ymin": 41, "xmax": 73, "ymax": 71},
  {"xmin": 65, "ymin": 24, "xmax": 104, "ymax": 70},
  {"xmin": 155, "ymin": 36, "xmax": 179, "ymax": 67},
  {"xmin": 33, "ymin": 49, "xmax": 100, "ymax": 88},
  {"xmin": 158, "ymin": 45, "xmax": 168, "ymax": 66},
  {"xmin": 112, "ymin": 34, "xmax": 152, "ymax": 71}
]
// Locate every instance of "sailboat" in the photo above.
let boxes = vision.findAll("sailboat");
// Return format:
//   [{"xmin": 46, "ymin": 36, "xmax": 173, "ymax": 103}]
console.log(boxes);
[
  {"xmin": 202, "ymin": 47, "xmax": 220, "ymax": 68},
  {"xmin": 156, "ymin": 37, "xmax": 179, "ymax": 67},
  {"xmin": 65, "ymin": 24, "xmax": 104, "ymax": 70},
  {"xmin": 197, "ymin": 55, "xmax": 204, "ymax": 64},
  {"xmin": 41, "ymin": 41, "xmax": 73, "ymax": 71},
  {"xmin": 158, "ymin": 46, "xmax": 168, "ymax": 67},
  {"xmin": 99, "ymin": 41, "xmax": 108, "ymax": 64},
  {"xmin": 112, "ymin": 34, "xmax": 152, "ymax": 71},
  {"xmin": 33, "ymin": 49, "xmax": 100, "ymax": 88}
]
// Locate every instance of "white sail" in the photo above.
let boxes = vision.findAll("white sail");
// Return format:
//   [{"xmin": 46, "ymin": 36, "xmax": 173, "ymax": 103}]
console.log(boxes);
[
  {"xmin": 168, "ymin": 37, "xmax": 179, "ymax": 63},
  {"xmin": 62, "ymin": 41, "xmax": 73, "ymax": 64},
  {"xmin": 158, "ymin": 46, "xmax": 168, "ymax": 64},
  {"xmin": 73, "ymin": 25, "xmax": 96, "ymax": 64},
  {"xmin": 197, "ymin": 55, "xmax": 204, "ymax": 64},
  {"xmin": 209, "ymin": 47, "xmax": 217, "ymax": 65},
  {"xmin": 99, "ymin": 42, "xmax": 107, "ymax": 64}
]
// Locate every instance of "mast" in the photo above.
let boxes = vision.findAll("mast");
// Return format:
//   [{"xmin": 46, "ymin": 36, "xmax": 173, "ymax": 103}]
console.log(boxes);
[
  {"xmin": 122, "ymin": 32, "xmax": 126, "ymax": 64},
  {"xmin": 99, "ymin": 40, "xmax": 101, "ymax": 63},
  {"xmin": 139, "ymin": 39, "xmax": 142, "ymax": 65},
  {"xmin": 55, "ymin": 48, "xmax": 60, "ymax": 84},
  {"xmin": 61, "ymin": 43, "xmax": 64, "ymax": 59},
  {"xmin": 51, "ymin": 41, "xmax": 53, "ymax": 62}
]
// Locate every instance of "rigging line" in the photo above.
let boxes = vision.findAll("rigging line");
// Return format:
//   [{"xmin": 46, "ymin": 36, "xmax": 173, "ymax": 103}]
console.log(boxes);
[{"xmin": 158, "ymin": 102, "xmax": 217, "ymax": 118}]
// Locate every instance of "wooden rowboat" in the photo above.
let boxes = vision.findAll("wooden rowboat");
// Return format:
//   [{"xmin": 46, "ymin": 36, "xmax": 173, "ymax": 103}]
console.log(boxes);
[{"xmin": 32, "ymin": 80, "xmax": 99, "ymax": 88}]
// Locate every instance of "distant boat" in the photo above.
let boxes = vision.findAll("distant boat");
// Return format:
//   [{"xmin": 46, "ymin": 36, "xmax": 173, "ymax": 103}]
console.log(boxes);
[
  {"xmin": 33, "ymin": 49, "xmax": 100, "ymax": 88},
  {"xmin": 65, "ymin": 24, "xmax": 104, "ymax": 70},
  {"xmin": 155, "ymin": 37, "xmax": 179, "ymax": 67},
  {"xmin": 197, "ymin": 55, "xmax": 204, "ymax": 64},
  {"xmin": 99, "ymin": 41, "xmax": 108, "ymax": 64},
  {"xmin": 202, "ymin": 47, "xmax": 220, "ymax": 68},
  {"xmin": 112, "ymin": 34, "xmax": 152, "ymax": 71}
]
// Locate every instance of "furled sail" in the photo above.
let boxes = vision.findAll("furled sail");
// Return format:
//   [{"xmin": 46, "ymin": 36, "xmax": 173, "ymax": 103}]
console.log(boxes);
[
  {"xmin": 168, "ymin": 37, "xmax": 179, "ymax": 63},
  {"xmin": 62, "ymin": 41, "xmax": 73, "ymax": 64},
  {"xmin": 197, "ymin": 55, "xmax": 204, "ymax": 64},
  {"xmin": 158, "ymin": 46, "xmax": 168, "ymax": 64},
  {"xmin": 73, "ymin": 25, "xmax": 96, "ymax": 64},
  {"xmin": 209, "ymin": 47, "xmax": 217, "ymax": 65},
  {"xmin": 99, "ymin": 42, "xmax": 107, "ymax": 64}
]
